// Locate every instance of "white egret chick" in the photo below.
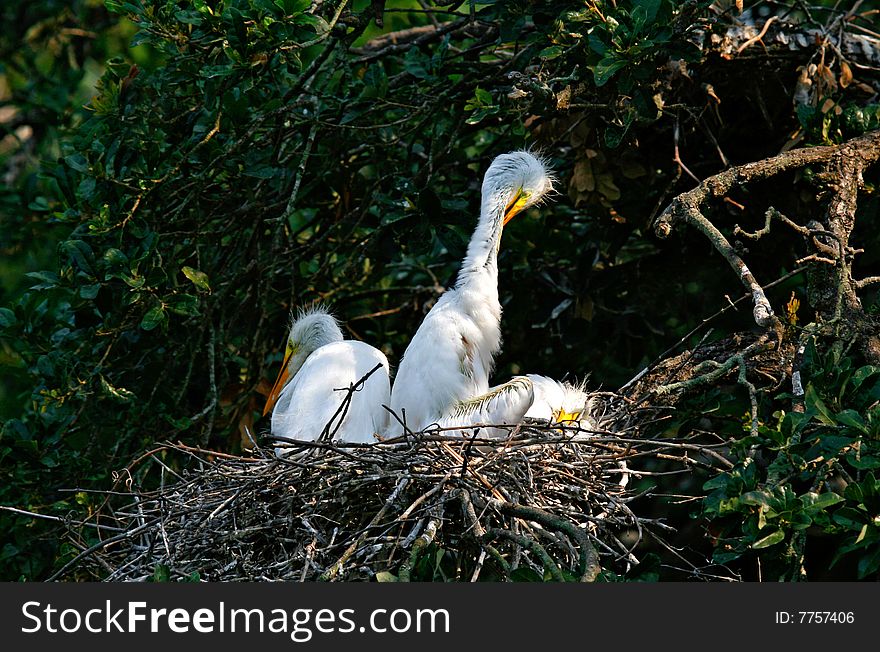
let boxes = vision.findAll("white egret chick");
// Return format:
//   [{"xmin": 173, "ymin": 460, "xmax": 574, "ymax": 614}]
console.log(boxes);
[
  {"xmin": 435, "ymin": 375, "xmax": 535, "ymax": 439},
  {"xmin": 263, "ymin": 307, "xmax": 390, "ymax": 452},
  {"xmin": 525, "ymin": 375, "xmax": 597, "ymax": 430},
  {"xmin": 389, "ymin": 150, "xmax": 554, "ymax": 433}
]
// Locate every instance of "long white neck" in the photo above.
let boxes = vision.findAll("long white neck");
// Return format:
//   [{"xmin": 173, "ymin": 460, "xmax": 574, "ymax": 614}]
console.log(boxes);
[
  {"xmin": 455, "ymin": 198, "xmax": 504, "ymax": 288},
  {"xmin": 447, "ymin": 197, "xmax": 504, "ymax": 382}
]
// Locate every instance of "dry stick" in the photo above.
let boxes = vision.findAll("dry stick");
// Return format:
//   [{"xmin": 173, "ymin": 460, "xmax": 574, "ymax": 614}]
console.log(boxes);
[
  {"xmin": 281, "ymin": 118, "xmax": 319, "ymax": 222},
  {"xmin": 353, "ymin": 19, "xmax": 469, "ymax": 62},
  {"xmin": 855, "ymin": 276, "xmax": 880, "ymax": 288},
  {"xmin": 398, "ymin": 513, "xmax": 441, "ymax": 582},
  {"xmin": 458, "ymin": 489, "xmax": 510, "ymax": 579},
  {"xmin": 46, "ymin": 518, "xmax": 161, "ymax": 582},
  {"xmin": 440, "ymin": 441, "xmax": 506, "ymax": 501},
  {"xmin": 662, "ymin": 201, "xmax": 776, "ymax": 328},
  {"xmin": 790, "ymin": 326, "xmax": 819, "ymax": 414},
  {"xmin": 64, "ymin": 417, "xmax": 716, "ymax": 581},
  {"xmin": 673, "ymin": 117, "xmax": 701, "ymax": 184},
  {"xmin": 0, "ymin": 505, "xmax": 125, "ymax": 533},
  {"xmin": 319, "ymin": 478, "xmax": 409, "ymax": 581},
  {"xmin": 735, "ymin": 207, "xmax": 847, "ymax": 264},
  {"xmin": 398, "ymin": 473, "xmax": 452, "ymax": 520},
  {"xmin": 736, "ymin": 15, "xmax": 779, "ymax": 54}
]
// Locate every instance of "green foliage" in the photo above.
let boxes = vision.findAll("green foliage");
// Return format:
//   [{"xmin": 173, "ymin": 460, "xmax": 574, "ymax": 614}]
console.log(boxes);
[{"xmin": 702, "ymin": 343, "xmax": 880, "ymax": 579}]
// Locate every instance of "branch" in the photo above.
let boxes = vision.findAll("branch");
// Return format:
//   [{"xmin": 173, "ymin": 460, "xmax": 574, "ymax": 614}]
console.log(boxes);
[
  {"xmin": 654, "ymin": 131, "xmax": 880, "ymax": 328},
  {"xmin": 482, "ymin": 527, "xmax": 565, "ymax": 582},
  {"xmin": 487, "ymin": 499, "xmax": 601, "ymax": 582}
]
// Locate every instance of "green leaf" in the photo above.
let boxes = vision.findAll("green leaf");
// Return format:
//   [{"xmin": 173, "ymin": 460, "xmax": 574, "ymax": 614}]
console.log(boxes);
[
  {"xmin": 153, "ymin": 564, "xmax": 171, "ymax": 582},
  {"xmin": 539, "ymin": 46, "xmax": 564, "ymax": 60},
  {"xmin": 0, "ymin": 308, "xmax": 16, "ymax": 329},
  {"xmin": 275, "ymin": 0, "xmax": 311, "ymax": 13},
  {"xmin": 805, "ymin": 384, "xmax": 835, "ymax": 425},
  {"xmin": 403, "ymin": 48, "xmax": 430, "ymax": 79},
  {"xmin": 851, "ymin": 365, "xmax": 880, "ymax": 392},
  {"xmin": 201, "ymin": 64, "xmax": 235, "ymax": 79},
  {"xmin": 593, "ymin": 57, "xmax": 627, "ymax": 87},
  {"xmin": 703, "ymin": 474, "xmax": 731, "ymax": 491},
  {"xmin": 845, "ymin": 453, "xmax": 880, "ymax": 470},
  {"xmin": 103, "ymin": 248, "xmax": 129, "ymax": 268},
  {"xmin": 167, "ymin": 294, "xmax": 200, "ymax": 317},
  {"xmin": 836, "ymin": 409, "xmax": 868, "ymax": 433},
  {"xmin": 79, "ymin": 284, "xmax": 100, "ymax": 300},
  {"xmin": 375, "ymin": 571, "xmax": 398, "ymax": 582},
  {"xmin": 740, "ymin": 491, "xmax": 773, "ymax": 508},
  {"xmin": 802, "ymin": 492, "xmax": 843, "ymax": 512},
  {"xmin": 474, "ymin": 87, "xmax": 493, "ymax": 105},
  {"xmin": 833, "ymin": 507, "xmax": 866, "ymax": 530},
  {"xmin": 100, "ymin": 376, "xmax": 136, "ymax": 403},
  {"xmin": 64, "ymin": 153, "xmax": 89, "ymax": 173},
  {"xmin": 588, "ymin": 32, "xmax": 609, "ymax": 56},
  {"xmin": 175, "ymin": 10, "xmax": 203, "ymax": 25},
  {"xmin": 61, "ymin": 240, "xmax": 95, "ymax": 275},
  {"xmin": 140, "ymin": 306, "xmax": 166, "ymax": 331},
  {"xmin": 857, "ymin": 546, "xmax": 880, "ymax": 579},
  {"xmin": 510, "ymin": 567, "xmax": 544, "ymax": 582},
  {"xmin": 26, "ymin": 271, "xmax": 59, "ymax": 290},
  {"xmin": 633, "ymin": 0, "xmax": 662, "ymax": 24},
  {"xmin": 752, "ymin": 529, "xmax": 785, "ymax": 549},
  {"xmin": 181, "ymin": 266, "xmax": 211, "ymax": 292},
  {"xmin": 465, "ymin": 107, "xmax": 498, "ymax": 125},
  {"xmin": 28, "ymin": 197, "xmax": 51, "ymax": 212},
  {"xmin": 360, "ymin": 64, "xmax": 388, "ymax": 100}
]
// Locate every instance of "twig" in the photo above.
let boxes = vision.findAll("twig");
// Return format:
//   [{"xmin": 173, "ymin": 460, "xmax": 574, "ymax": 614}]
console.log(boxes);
[
  {"xmin": 319, "ymin": 478, "xmax": 409, "ymax": 581},
  {"xmin": 736, "ymin": 16, "xmax": 779, "ymax": 54}
]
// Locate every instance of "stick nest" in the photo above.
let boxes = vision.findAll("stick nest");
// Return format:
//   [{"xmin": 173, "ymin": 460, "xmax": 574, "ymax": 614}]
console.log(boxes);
[{"xmin": 62, "ymin": 394, "xmax": 729, "ymax": 582}]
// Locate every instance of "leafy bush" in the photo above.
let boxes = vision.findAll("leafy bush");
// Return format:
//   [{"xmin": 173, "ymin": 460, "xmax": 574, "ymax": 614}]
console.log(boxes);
[{"xmin": 703, "ymin": 343, "xmax": 880, "ymax": 580}]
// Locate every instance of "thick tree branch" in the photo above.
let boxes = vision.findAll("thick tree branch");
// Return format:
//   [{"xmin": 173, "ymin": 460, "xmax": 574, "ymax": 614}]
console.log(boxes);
[{"xmin": 654, "ymin": 131, "xmax": 880, "ymax": 329}]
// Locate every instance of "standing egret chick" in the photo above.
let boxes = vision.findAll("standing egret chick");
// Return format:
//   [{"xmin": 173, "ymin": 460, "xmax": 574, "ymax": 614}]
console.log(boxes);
[
  {"xmin": 389, "ymin": 151, "xmax": 554, "ymax": 433},
  {"xmin": 264, "ymin": 307, "xmax": 390, "ymax": 452}
]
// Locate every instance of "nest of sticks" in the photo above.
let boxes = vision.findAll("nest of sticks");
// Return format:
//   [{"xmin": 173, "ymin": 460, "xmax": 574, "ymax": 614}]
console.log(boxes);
[{"xmin": 55, "ymin": 391, "xmax": 735, "ymax": 582}]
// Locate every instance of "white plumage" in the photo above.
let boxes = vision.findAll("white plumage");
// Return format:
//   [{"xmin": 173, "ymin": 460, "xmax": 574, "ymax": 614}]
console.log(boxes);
[
  {"xmin": 525, "ymin": 374, "xmax": 597, "ymax": 429},
  {"xmin": 435, "ymin": 376, "xmax": 535, "ymax": 438},
  {"xmin": 389, "ymin": 151, "xmax": 554, "ymax": 433},
  {"xmin": 264, "ymin": 307, "xmax": 390, "ymax": 452}
]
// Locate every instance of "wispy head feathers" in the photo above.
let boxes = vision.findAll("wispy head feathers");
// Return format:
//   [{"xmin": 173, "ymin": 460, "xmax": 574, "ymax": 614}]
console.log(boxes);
[
  {"xmin": 482, "ymin": 149, "xmax": 556, "ymax": 214},
  {"xmin": 288, "ymin": 302, "xmax": 343, "ymax": 352}
]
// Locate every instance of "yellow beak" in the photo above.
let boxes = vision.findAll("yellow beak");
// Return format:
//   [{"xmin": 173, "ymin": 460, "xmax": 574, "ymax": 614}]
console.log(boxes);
[
  {"xmin": 503, "ymin": 188, "xmax": 530, "ymax": 225},
  {"xmin": 555, "ymin": 409, "xmax": 582, "ymax": 424},
  {"xmin": 263, "ymin": 347, "xmax": 293, "ymax": 416}
]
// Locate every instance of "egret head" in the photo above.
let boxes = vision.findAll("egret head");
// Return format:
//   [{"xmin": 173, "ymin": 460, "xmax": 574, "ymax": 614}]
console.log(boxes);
[
  {"xmin": 555, "ymin": 382, "xmax": 595, "ymax": 427},
  {"xmin": 263, "ymin": 306, "xmax": 343, "ymax": 416},
  {"xmin": 482, "ymin": 150, "xmax": 555, "ymax": 226}
]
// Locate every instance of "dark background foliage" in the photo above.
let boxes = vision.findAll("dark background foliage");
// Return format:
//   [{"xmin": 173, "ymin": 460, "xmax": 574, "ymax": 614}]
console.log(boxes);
[{"xmin": 2, "ymin": 0, "xmax": 880, "ymax": 580}]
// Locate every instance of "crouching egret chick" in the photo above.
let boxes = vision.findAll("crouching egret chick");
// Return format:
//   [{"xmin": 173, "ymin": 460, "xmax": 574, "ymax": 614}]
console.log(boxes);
[
  {"xmin": 525, "ymin": 375, "xmax": 597, "ymax": 430},
  {"xmin": 435, "ymin": 376, "xmax": 534, "ymax": 439},
  {"xmin": 389, "ymin": 150, "xmax": 554, "ymax": 433},
  {"xmin": 263, "ymin": 307, "xmax": 390, "ymax": 453}
]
